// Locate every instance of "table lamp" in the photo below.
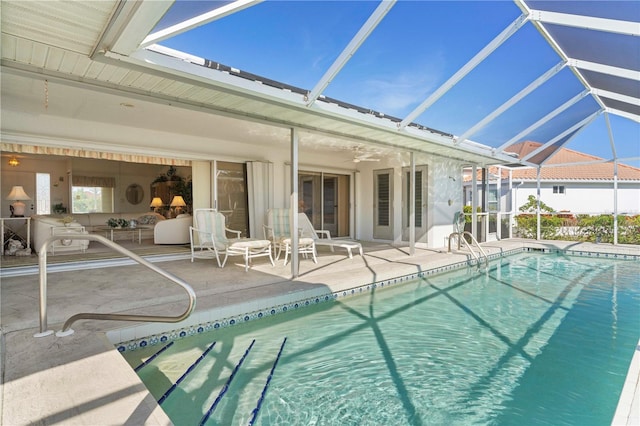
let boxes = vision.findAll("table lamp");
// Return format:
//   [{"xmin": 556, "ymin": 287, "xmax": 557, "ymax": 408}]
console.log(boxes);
[
  {"xmin": 150, "ymin": 197, "xmax": 164, "ymax": 212},
  {"xmin": 170, "ymin": 195, "xmax": 186, "ymax": 215},
  {"xmin": 6, "ymin": 186, "xmax": 31, "ymax": 217}
]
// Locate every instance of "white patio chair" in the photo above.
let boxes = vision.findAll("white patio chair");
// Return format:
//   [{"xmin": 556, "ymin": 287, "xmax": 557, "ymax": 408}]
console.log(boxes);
[
  {"xmin": 263, "ymin": 208, "xmax": 317, "ymax": 265},
  {"xmin": 297, "ymin": 213, "xmax": 363, "ymax": 259},
  {"xmin": 191, "ymin": 209, "xmax": 274, "ymax": 272}
]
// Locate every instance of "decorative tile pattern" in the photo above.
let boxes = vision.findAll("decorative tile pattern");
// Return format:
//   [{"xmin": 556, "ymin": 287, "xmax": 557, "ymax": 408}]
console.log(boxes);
[{"xmin": 115, "ymin": 246, "xmax": 637, "ymax": 353}]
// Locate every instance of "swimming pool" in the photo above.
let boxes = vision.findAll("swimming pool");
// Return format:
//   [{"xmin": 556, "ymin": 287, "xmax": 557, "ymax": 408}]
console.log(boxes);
[{"xmin": 122, "ymin": 252, "xmax": 639, "ymax": 425}]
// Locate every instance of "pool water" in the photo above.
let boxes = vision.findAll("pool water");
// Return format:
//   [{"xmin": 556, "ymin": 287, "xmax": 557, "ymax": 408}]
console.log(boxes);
[{"xmin": 122, "ymin": 253, "xmax": 639, "ymax": 425}]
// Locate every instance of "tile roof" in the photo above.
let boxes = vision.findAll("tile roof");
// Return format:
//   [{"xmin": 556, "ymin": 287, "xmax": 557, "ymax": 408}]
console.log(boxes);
[{"xmin": 472, "ymin": 142, "xmax": 640, "ymax": 182}]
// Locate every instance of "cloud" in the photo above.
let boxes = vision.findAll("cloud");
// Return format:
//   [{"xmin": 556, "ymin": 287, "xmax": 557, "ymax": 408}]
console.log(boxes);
[{"xmin": 356, "ymin": 60, "xmax": 445, "ymax": 117}]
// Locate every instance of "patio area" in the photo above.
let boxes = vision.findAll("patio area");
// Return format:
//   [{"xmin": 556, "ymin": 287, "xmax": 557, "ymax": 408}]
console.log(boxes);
[{"xmin": 1, "ymin": 239, "xmax": 639, "ymax": 425}]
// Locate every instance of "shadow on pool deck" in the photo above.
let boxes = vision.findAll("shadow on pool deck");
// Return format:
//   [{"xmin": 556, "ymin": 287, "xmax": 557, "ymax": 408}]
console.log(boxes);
[{"xmin": 1, "ymin": 239, "xmax": 638, "ymax": 425}]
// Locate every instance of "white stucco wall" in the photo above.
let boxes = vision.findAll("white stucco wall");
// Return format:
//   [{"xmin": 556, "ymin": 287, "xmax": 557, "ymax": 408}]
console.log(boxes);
[{"xmin": 515, "ymin": 183, "xmax": 640, "ymax": 214}]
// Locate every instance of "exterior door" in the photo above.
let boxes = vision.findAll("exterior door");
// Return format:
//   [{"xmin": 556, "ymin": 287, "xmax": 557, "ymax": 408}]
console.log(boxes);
[
  {"xmin": 298, "ymin": 172, "xmax": 350, "ymax": 237},
  {"xmin": 216, "ymin": 161, "xmax": 249, "ymax": 237},
  {"xmin": 373, "ymin": 169, "xmax": 393, "ymax": 240},
  {"xmin": 402, "ymin": 165, "xmax": 428, "ymax": 242}
]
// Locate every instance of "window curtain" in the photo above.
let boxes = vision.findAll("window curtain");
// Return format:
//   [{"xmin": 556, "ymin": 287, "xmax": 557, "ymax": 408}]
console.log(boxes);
[
  {"xmin": 2, "ymin": 143, "xmax": 191, "ymax": 166},
  {"xmin": 72, "ymin": 175, "xmax": 116, "ymax": 188},
  {"xmin": 246, "ymin": 161, "xmax": 273, "ymax": 238}
]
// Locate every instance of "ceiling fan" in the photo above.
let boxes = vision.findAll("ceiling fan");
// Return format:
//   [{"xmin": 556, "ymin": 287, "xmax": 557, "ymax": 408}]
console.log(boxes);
[{"xmin": 349, "ymin": 147, "xmax": 381, "ymax": 163}]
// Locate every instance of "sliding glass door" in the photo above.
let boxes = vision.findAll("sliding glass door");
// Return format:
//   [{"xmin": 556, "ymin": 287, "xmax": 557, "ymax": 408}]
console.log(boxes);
[
  {"xmin": 298, "ymin": 171, "xmax": 350, "ymax": 237},
  {"xmin": 216, "ymin": 161, "xmax": 249, "ymax": 237}
]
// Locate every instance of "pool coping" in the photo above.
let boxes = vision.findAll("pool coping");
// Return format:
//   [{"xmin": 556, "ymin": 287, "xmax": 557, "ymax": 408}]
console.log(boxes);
[{"xmin": 110, "ymin": 246, "xmax": 639, "ymax": 351}]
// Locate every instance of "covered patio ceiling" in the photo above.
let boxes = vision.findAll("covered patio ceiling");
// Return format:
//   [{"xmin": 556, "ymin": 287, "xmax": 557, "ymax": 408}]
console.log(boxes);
[{"xmin": 1, "ymin": 0, "xmax": 638, "ymax": 168}]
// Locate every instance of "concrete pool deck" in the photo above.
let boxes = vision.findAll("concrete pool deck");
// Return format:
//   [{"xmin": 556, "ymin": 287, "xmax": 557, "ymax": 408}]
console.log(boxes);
[{"xmin": 1, "ymin": 239, "xmax": 638, "ymax": 425}]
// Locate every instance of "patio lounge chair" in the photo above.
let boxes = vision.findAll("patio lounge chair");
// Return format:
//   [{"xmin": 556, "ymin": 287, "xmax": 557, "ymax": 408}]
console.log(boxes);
[
  {"xmin": 298, "ymin": 213, "xmax": 363, "ymax": 259},
  {"xmin": 263, "ymin": 208, "xmax": 317, "ymax": 265},
  {"xmin": 190, "ymin": 209, "xmax": 274, "ymax": 272}
]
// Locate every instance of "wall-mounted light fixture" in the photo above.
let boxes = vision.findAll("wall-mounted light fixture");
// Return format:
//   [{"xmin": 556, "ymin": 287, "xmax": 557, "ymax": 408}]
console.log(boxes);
[{"xmin": 8, "ymin": 157, "xmax": 19, "ymax": 167}]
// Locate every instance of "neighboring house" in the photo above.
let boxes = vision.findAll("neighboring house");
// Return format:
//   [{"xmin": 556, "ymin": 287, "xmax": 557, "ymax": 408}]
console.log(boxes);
[{"xmin": 464, "ymin": 141, "xmax": 640, "ymax": 216}]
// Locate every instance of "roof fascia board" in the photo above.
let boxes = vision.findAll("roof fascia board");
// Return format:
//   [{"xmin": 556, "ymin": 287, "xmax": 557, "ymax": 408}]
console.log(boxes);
[
  {"xmin": 529, "ymin": 9, "xmax": 640, "ymax": 37},
  {"xmin": 101, "ymin": 49, "xmax": 507, "ymax": 163},
  {"xmin": 141, "ymin": 0, "xmax": 262, "ymax": 48},
  {"xmin": 1, "ymin": 63, "xmax": 471, "ymax": 163},
  {"xmin": 522, "ymin": 110, "xmax": 600, "ymax": 162},
  {"xmin": 305, "ymin": 0, "xmax": 395, "ymax": 107},
  {"xmin": 456, "ymin": 60, "xmax": 565, "ymax": 145},
  {"xmin": 569, "ymin": 59, "xmax": 639, "ymax": 81},
  {"xmin": 496, "ymin": 89, "xmax": 589, "ymax": 152},
  {"xmin": 94, "ymin": 0, "xmax": 174, "ymax": 57},
  {"xmin": 398, "ymin": 13, "xmax": 529, "ymax": 130}
]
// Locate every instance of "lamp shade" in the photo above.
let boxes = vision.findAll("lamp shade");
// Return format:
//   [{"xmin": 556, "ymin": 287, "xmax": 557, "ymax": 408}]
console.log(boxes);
[
  {"xmin": 170, "ymin": 195, "xmax": 186, "ymax": 207},
  {"xmin": 150, "ymin": 197, "xmax": 164, "ymax": 208},
  {"xmin": 6, "ymin": 186, "xmax": 31, "ymax": 201}
]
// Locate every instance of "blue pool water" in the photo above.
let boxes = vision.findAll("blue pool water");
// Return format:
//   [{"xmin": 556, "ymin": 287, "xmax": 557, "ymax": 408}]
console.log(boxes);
[{"xmin": 123, "ymin": 253, "xmax": 639, "ymax": 425}]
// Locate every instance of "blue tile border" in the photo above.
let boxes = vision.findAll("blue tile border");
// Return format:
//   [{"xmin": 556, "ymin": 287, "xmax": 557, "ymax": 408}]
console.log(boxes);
[{"xmin": 115, "ymin": 246, "xmax": 637, "ymax": 353}]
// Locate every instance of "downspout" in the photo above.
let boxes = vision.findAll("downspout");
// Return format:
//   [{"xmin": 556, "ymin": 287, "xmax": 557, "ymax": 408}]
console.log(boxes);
[
  {"xmin": 614, "ymin": 159, "xmax": 618, "ymax": 245},
  {"xmin": 471, "ymin": 165, "xmax": 478, "ymax": 238},
  {"xmin": 290, "ymin": 129, "xmax": 299, "ymax": 278},
  {"xmin": 508, "ymin": 169, "xmax": 513, "ymax": 238},
  {"xmin": 482, "ymin": 167, "xmax": 487, "ymax": 242},
  {"xmin": 409, "ymin": 152, "xmax": 415, "ymax": 256},
  {"xmin": 497, "ymin": 166, "xmax": 502, "ymax": 240},
  {"xmin": 536, "ymin": 166, "xmax": 541, "ymax": 241}
]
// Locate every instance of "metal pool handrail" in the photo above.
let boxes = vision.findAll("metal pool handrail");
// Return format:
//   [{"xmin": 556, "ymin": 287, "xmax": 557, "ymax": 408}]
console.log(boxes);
[
  {"xmin": 448, "ymin": 231, "xmax": 489, "ymax": 270},
  {"xmin": 34, "ymin": 233, "xmax": 196, "ymax": 338}
]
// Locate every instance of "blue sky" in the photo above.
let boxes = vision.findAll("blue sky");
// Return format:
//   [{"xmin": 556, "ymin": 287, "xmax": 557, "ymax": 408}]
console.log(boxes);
[{"xmin": 155, "ymin": 0, "xmax": 639, "ymax": 166}]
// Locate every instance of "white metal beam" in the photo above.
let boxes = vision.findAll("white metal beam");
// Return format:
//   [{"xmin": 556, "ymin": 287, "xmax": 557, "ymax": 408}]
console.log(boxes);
[
  {"xmin": 529, "ymin": 10, "xmax": 640, "ymax": 37},
  {"xmin": 593, "ymin": 89, "xmax": 640, "ymax": 108},
  {"xmin": 398, "ymin": 13, "xmax": 529, "ymax": 130},
  {"xmin": 93, "ymin": 1, "xmax": 174, "ymax": 57},
  {"xmin": 496, "ymin": 89, "xmax": 589, "ymax": 152},
  {"xmin": 306, "ymin": 0, "xmax": 396, "ymax": 107},
  {"xmin": 568, "ymin": 59, "xmax": 640, "ymax": 81},
  {"xmin": 606, "ymin": 107, "xmax": 640, "ymax": 123},
  {"xmin": 456, "ymin": 61, "xmax": 565, "ymax": 145},
  {"xmin": 141, "ymin": 0, "xmax": 263, "ymax": 48},
  {"xmin": 605, "ymin": 112, "xmax": 618, "ymax": 160}
]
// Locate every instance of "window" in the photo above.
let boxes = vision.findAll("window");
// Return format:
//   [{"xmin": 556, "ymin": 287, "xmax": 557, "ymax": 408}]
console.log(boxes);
[
  {"xmin": 36, "ymin": 173, "xmax": 50, "ymax": 214},
  {"xmin": 72, "ymin": 186, "xmax": 114, "ymax": 213},
  {"xmin": 71, "ymin": 175, "xmax": 116, "ymax": 213},
  {"xmin": 553, "ymin": 185, "xmax": 565, "ymax": 194},
  {"xmin": 488, "ymin": 187, "xmax": 499, "ymax": 212}
]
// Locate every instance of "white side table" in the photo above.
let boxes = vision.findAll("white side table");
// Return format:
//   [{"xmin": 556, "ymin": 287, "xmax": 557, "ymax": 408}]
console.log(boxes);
[{"xmin": 51, "ymin": 226, "xmax": 87, "ymax": 254}]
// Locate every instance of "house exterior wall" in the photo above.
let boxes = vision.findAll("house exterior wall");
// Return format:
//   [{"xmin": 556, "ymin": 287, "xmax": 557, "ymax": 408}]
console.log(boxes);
[{"xmin": 514, "ymin": 182, "xmax": 640, "ymax": 214}]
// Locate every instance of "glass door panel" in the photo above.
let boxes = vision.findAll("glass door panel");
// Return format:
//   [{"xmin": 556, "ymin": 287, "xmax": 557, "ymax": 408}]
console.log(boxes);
[
  {"xmin": 217, "ymin": 161, "xmax": 249, "ymax": 237},
  {"xmin": 298, "ymin": 171, "xmax": 350, "ymax": 237}
]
